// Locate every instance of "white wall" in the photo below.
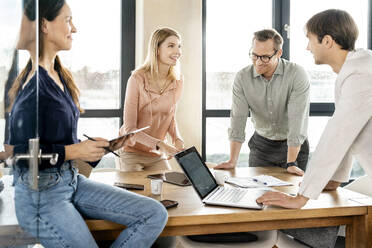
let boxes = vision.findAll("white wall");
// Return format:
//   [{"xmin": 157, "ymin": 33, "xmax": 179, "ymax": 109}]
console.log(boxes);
[{"xmin": 136, "ymin": 0, "xmax": 203, "ymax": 165}]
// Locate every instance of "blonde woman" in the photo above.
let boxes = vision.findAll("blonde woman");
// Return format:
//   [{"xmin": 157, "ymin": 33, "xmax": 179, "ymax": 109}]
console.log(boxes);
[{"xmin": 118, "ymin": 27, "xmax": 184, "ymax": 171}]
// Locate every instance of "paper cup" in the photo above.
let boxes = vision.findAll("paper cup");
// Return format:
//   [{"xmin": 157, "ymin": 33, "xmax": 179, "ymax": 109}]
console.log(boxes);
[
  {"xmin": 150, "ymin": 179, "xmax": 163, "ymax": 195},
  {"xmin": 214, "ymin": 170, "xmax": 228, "ymax": 186}
]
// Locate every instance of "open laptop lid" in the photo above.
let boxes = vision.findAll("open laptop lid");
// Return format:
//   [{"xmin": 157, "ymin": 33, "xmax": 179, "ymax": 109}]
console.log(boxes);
[{"xmin": 174, "ymin": 146, "xmax": 219, "ymax": 200}]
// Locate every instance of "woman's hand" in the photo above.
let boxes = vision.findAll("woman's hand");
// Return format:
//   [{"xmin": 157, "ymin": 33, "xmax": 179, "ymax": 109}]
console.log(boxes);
[
  {"xmin": 108, "ymin": 134, "xmax": 132, "ymax": 152},
  {"xmin": 0, "ymin": 145, "xmax": 14, "ymax": 160},
  {"xmin": 65, "ymin": 138, "xmax": 109, "ymax": 162},
  {"xmin": 256, "ymin": 191, "xmax": 309, "ymax": 209},
  {"xmin": 157, "ymin": 141, "xmax": 180, "ymax": 159},
  {"xmin": 174, "ymin": 139, "xmax": 185, "ymax": 151}
]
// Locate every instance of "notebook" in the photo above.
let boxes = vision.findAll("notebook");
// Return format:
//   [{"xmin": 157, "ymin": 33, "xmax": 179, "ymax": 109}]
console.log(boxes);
[{"xmin": 174, "ymin": 147, "xmax": 266, "ymax": 209}]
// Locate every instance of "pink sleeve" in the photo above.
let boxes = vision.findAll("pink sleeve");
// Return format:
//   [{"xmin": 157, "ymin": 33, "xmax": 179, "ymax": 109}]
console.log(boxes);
[
  {"xmin": 167, "ymin": 111, "xmax": 183, "ymax": 144},
  {"xmin": 167, "ymin": 76, "xmax": 184, "ymax": 144},
  {"xmin": 121, "ymin": 74, "xmax": 159, "ymax": 149}
]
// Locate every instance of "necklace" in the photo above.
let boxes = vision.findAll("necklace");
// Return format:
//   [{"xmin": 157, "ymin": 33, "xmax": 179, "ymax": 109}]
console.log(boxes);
[{"xmin": 157, "ymin": 78, "xmax": 168, "ymax": 94}]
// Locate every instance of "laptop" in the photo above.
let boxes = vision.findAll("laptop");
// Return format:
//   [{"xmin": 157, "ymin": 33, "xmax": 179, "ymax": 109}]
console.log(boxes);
[{"xmin": 174, "ymin": 147, "xmax": 266, "ymax": 209}]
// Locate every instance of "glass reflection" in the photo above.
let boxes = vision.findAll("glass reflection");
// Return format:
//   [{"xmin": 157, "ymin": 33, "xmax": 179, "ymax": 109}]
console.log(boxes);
[
  {"xmin": 0, "ymin": 0, "xmax": 38, "ymax": 246},
  {"xmin": 9, "ymin": 1, "xmax": 168, "ymax": 247},
  {"xmin": 7, "ymin": 0, "xmax": 37, "ymax": 160}
]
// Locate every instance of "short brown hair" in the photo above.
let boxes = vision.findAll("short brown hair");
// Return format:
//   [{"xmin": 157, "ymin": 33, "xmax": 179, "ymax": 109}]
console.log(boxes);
[
  {"xmin": 306, "ymin": 9, "xmax": 358, "ymax": 51},
  {"xmin": 253, "ymin": 29, "xmax": 283, "ymax": 51}
]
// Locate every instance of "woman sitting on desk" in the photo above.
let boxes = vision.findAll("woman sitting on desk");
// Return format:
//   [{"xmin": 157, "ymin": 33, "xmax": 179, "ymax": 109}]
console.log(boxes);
[
  {"xmin": 9, "ymin": 1, "xmax": 168, "ymax": 247},
  {"xmin": 117, "ymin": 27, "xmax": 185, "ymax": 171}
]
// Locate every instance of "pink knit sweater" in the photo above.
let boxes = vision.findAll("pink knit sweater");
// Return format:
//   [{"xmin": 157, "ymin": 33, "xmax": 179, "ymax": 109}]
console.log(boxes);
[{"xmin": 119, "ymin": 70, "xmax": 183, "ymax": 156}]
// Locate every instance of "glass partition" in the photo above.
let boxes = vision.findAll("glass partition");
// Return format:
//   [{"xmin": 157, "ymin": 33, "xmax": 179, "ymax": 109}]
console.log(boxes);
[{"xmin": 0, "ymin": 0, "xmax": 38, "ymax": 245}]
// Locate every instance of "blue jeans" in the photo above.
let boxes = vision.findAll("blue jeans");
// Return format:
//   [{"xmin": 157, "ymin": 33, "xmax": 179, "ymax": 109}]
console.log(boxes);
[{"xmin": 13, "ymin": 163, "xmax": 168, "ymax": 248}]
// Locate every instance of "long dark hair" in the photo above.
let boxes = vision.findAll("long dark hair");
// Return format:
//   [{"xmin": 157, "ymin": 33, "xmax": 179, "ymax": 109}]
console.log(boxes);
[
  {"xmin": 39, "ymin": 0, "xmax": 83, "ymax": 113},
  {"xmin": 8, "ymin": 0, "xmax": 83, "ymax": 113},
  {"xmin": 6, "ymin": 0, "xmax": 35, "ymax": 112}
]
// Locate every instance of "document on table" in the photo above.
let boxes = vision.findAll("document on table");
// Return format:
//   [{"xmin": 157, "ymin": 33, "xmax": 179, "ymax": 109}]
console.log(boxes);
[
  {"xmin": 226, "ymin": 174, "xmax": 293, "ymax": 188},
  {"xmin": 348, "ymin": 197, "xmax": 372, "ymax": 205}
]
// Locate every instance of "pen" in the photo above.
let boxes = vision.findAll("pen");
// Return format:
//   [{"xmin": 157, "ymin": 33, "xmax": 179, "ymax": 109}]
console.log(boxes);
[
  {"xmin": 252, "ymin": 178, "xmax": 267, "ymax": 185},
  {"xmin": 83, "ymin": 134, "xmax": 120, "ymax": 157}
]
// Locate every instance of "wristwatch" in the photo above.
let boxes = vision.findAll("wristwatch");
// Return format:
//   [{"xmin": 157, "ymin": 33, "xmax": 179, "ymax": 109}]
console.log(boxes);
[{"xmin": 285, "ymin": 161, "xmax": 298, "ymax": 169}]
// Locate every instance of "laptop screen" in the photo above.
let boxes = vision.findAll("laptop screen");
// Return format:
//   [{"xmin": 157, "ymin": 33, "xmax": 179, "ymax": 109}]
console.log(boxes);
[{"xmin": 175, "ymin": 147, "xmax": 218, "ymax": 199}]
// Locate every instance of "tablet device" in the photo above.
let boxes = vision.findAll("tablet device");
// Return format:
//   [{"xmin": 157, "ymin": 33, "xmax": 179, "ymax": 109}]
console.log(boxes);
[
  {"xmin": 147, "ymin": 172, "xmax": 191, "ymax": 186},
  {"xmin": 108, "ymin": 126, "xmax": 150, "ymax": 150}
]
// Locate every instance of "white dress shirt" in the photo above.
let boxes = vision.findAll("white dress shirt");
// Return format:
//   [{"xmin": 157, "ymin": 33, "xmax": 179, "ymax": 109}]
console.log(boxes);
[{"xmin": 299, "ymin": 49, "xmax": 372, "ymax": 199}]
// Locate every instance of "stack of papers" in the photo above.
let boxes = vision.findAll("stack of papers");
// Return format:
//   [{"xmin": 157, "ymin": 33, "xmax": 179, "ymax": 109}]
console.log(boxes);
[{"xmin": 226, "ymin": 174, "xmax": 292, "ymax": 188}]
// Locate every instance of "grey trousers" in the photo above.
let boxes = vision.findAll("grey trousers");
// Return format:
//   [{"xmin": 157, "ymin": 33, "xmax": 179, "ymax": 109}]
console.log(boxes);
[
  {"xmin": 248, "ymin": 132, "xmax": 339, "ymax": 248},
  {"xmin": 248, "ymin": 132, "xmax": 309, "ymax": 170}
]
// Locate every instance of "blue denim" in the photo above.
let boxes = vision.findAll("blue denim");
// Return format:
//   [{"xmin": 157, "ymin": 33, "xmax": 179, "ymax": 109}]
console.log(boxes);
[{"xmin": 13, "ymin": 163, "xmax": 168, "ymax": 248}]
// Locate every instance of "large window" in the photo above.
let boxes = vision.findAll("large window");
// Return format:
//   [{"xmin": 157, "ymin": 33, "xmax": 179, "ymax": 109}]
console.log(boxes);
[
  {"xmin": 204, "ymin": 0, "xmax": 272, "ymax": 165},
  {"xmin": 290, "ymin": 0, "xmax": 369, "ymax": 103},
  {"xmin": 203, "ymin": 0, "xmax": 371, "ymax": 177},
  {"xmin": 60, "ymin": 0, "xmax": 135, "ymax": 169},
  {"xmin": 60, "ymin": 0, "xmax": 121, "ymax": 110},
  {"xmin": 206, "ymin": 0, "xmax": 272, "ymax": 110},
  {"xmin": 2, "ymin": 1, "xmax": 134, "ymax": 170}
]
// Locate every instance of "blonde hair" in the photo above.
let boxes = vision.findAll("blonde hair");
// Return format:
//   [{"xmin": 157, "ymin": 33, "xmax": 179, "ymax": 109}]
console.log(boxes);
[{"xmin": 135, "ymin": 27, "xmax": 181, "ymax": 81}]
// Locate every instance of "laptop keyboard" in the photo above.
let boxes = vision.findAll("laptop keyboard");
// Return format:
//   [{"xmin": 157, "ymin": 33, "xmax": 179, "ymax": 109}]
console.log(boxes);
[{"xmin": 210, "ymin": 187, "xmax": 247, "ymax": 203}]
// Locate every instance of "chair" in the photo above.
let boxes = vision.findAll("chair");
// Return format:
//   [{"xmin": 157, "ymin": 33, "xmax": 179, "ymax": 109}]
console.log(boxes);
[
  {"xmin": 276, "ymin": 230, "xmax": 312, "ymax": 248},
  {"xmin": 74, "ymin": 159, "xmax": 93, "ymax": 178}
]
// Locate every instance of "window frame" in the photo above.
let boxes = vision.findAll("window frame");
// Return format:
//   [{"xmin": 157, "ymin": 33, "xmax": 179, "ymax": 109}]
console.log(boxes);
[
  {"xmin": 70, "ymin": 0, "xmax": 136, "ymax": 127},
  {"xmin": 202, "ymin": 0, "xmax": 372, "ymax": 160},
  {"xmin": 13, "ymin": 1, "xmax": 135, "ymax": 128}
]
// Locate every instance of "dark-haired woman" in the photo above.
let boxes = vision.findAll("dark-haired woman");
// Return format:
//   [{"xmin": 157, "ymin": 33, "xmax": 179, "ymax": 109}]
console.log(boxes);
[{"xmin": 10, "ymin": 1, "xmax": 167, "ymax": 247}]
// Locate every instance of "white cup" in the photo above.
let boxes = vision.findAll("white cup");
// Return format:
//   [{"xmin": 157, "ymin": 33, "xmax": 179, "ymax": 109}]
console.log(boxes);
[
  {"xmin": 214, "ymin": 170, "xmax": 228, "ymax": 186},
  {"xmin": 150, "ymin": 179, "xmax": 163, "ymax": 195}
]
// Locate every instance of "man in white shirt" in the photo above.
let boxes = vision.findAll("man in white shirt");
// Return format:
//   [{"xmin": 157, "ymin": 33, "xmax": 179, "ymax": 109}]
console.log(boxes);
[
  {"xmin": 257, "ymin": 9, "xmax": 372, "ymax": 208},
  {"xmin": 257, "ymin": 9, "xmax": 372, "ymax": 248}
]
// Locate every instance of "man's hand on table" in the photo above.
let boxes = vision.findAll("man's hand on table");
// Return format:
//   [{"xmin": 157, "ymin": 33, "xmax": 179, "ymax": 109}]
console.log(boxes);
[
  {"xmin": 323, "ymin": 180, "xmax": 341, "ymax": 191},
  {"xmin": 214, "ymin": 161, "xmax": 236, "ymax": 170},
  {"xmin": 287, "ymin": 166, "xmax": 304, "ymax": 176},
  {"xmin": 256, "ymin": 192, "xmax": 309, "ymax": 209}
]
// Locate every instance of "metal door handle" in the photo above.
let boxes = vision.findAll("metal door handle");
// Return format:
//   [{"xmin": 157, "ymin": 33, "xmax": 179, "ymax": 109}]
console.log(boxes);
[{"xmin": 6, "ymin": 138, "xmax": 58, "ymax": 190}]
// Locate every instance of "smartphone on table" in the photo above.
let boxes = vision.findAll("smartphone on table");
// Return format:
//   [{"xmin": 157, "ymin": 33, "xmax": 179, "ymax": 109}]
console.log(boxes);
[
  {"xmin": 160, "ymin": 199, "xmax": 178, "ymax": 209},
  {"xmin": 114, "ymin": 182, "xmax": 144, "ymax": 190}
]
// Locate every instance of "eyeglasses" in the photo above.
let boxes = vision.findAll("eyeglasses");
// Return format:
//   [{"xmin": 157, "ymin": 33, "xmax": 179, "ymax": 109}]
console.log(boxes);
[{"xmin": 249, "ymin": 50, "xmax": 278, "ymax": 63}]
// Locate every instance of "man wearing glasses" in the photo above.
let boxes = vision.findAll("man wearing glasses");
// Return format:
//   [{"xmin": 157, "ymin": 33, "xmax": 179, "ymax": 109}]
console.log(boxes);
[{"xmin": 216, "ymin": 29, "xmax": 310, "ymax": 176}]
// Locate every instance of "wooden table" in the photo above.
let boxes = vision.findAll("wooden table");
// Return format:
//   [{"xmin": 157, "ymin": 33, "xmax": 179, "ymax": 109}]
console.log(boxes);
[{"xmin": 87, "ymin": 167, "xmax": 372, "ymax": 248}]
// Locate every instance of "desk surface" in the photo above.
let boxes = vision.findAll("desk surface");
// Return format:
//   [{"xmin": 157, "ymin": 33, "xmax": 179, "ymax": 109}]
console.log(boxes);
[
  {"xmin": 88, "ymin": 167, "xmax": 372, "ymax": 248},
  {"xmin": 1, "ymin": 167, "xmax": 371, "ymax": 247}
]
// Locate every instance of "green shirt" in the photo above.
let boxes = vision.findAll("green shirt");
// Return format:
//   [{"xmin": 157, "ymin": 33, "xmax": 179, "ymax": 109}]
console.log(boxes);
[{"xmin": 228, "ymin": 59, "xmax": 310, "ymax": 147}]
